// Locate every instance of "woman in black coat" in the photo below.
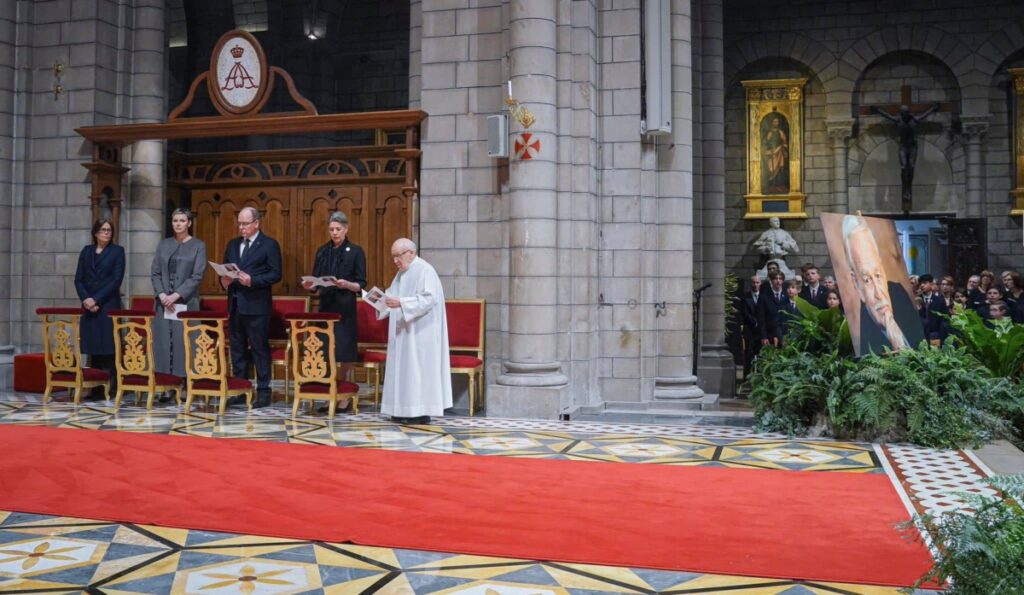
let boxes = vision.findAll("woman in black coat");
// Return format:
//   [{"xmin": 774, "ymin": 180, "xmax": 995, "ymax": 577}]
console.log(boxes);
[
  {"xmin": 302, "ymin": 211, "xmax": 367, "ymax": 383},
  {"xmin": 74, "ymin": 218, "xmax": 125, "ymax": 398}
]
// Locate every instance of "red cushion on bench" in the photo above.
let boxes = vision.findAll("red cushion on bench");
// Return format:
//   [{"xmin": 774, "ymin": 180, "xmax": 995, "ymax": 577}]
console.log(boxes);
[{"xmin": 14, "ymin": 353, "xmax": 47, "ymax": 393}]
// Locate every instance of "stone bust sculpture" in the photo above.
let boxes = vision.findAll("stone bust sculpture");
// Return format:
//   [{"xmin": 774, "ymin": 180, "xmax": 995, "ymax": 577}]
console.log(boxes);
[{"xmin": 753, "ymin": 216, "xmax": 799, "ymax": 260}]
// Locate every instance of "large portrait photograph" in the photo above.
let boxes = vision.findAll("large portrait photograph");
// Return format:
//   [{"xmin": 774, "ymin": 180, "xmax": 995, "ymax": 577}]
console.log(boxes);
[{"xmin": 820, "ymin": 213, "xmax": 925, "ymax": 357}]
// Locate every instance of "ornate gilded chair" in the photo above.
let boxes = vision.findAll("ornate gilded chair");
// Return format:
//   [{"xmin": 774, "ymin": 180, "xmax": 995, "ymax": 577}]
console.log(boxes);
[
  {"xmin": 287, "ymin": 312, "xmax": 360, "ymax": 418},
  {"xmin": 110, "ymin": 309, "xmax": 183, "ymax": 410},
  {"xmin": 180, "ymin": 311, "xmax": 253, "ymax": 415},
  {"xmin": 446, "ymin": 299, "xmax": 486, "ymax": 416},
  {"xmin": 36, "ymin": 307, "xmax": 110, "ymax": 404}
]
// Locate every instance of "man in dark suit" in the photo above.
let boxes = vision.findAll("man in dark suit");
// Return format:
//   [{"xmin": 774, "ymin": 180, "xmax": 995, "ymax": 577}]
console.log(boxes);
[
  {"xmin": 841, "ymin": 214, "xmax": 925, "ymax": 355},
  {"xmin": 740, "ymin": 274, "xmax": 763, "ymax": 375},
  {"xmin": 220, "ymin": 206, "xmax": 282, "ymax": 407},
  {"xmin": 799, "ymin": 264, "xmax": 828, "ymax": 309},
  {"xmin": 917, "ymin": 274, "xmax": 949, "ymax": 343},
  {"xmin": 757, "ymin": 271, "xmax": 787, "ymax": 348}
]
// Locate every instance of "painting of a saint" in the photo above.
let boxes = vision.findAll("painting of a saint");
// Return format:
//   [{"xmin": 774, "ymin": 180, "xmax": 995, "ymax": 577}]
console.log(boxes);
[{"xmin": 761, "ymin": 112, "xmax": 790, "ymax": 194}]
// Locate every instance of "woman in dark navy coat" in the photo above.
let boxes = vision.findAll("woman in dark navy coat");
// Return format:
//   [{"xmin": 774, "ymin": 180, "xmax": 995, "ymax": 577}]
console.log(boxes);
[{"xmin": 74, "ymin": 218, "xmax": 125, "ymax": 398}]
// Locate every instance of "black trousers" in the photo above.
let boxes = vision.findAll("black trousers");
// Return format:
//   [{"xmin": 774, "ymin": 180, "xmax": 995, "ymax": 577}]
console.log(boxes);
[{"xmin": 229, "ymin": 313, "xmax": 271, "ymax": 390}]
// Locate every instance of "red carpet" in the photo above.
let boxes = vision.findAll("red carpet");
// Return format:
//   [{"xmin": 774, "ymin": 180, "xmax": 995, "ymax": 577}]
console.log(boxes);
[{"xmin": 0, "ymin": 425, "xmax": 933, "ymax": 586}]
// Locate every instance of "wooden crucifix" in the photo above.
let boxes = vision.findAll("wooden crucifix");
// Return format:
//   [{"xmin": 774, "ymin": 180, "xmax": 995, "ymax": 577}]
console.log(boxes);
[{"xmin": 859, "ymin": 85, "xmax": 956, "ymax": 213}]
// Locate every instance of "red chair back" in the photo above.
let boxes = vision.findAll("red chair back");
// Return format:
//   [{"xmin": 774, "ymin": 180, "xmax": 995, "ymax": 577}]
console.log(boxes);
[
  {"xmin": 356, "ymin": 299, "xmax": 390, "ymax": 348},
  {"xmin": 130, "ymin": 295, "xmax": 156, "ymax": 313},
  {"xmin": 271, "ymin": 296, "xmax": 310, "ymax": 341},
  {"xmin": 446, "ymin": 299, "xmax": 485, "ymax": 351}
]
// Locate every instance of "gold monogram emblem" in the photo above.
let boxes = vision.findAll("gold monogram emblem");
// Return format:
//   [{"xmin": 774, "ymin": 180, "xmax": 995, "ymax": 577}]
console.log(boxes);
[
  {"xmin": 301, "ymin": 331, "xmax": 327, "ymax": 378},
  {"xmin": 194, "ymin": 331, "xmax": 219, "ymax": 375},
  {"xmin": 52, "ymin": 323, "xmax": 74, "ymax": 368},
  {"xmin": 122, "ymin": 329, "xmax": 147, "ymax": 373}
]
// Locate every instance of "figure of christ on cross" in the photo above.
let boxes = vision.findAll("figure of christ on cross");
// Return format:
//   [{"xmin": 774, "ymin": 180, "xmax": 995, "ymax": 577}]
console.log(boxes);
[{"xmin": 859, "ymin": 85, "xmax": 955, "ymax": 212}]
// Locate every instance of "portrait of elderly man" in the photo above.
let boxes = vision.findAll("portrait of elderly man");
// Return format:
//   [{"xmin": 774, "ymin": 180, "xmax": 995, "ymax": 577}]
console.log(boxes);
[{"xmin": 836, "ymin": 214, "xmax": 924, "ymax": 356}]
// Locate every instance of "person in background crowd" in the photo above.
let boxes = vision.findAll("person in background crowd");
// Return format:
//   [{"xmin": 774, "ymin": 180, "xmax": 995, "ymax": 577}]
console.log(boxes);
[
  {"xmin": 918, "ymin": 274, "xmax": 948, "ymax": 343},
  {"xmin": 825, "ymin": 289, "xmax": 844, "ymax": 313},
  {"xmin": 988, "ymin": 301, "xmax": 1010, "ymax": 325},
  {"xmin": 757, "ymin": 271, "xmax": 787, "ymax": 347},
  {"xmin": 74, "ymin": 218, "xmax": 125, "ymax": 400},
  {"xmin": 979, "ymin": 287, "xmax": 1003, "ymax": 319},
  {"xmin": 1000, "ymin": 270, "xmax": 1023, "ymax": 311},
  {"xmin": 740, "ymin": 274, "xmax": 763, "ymax": 376},
  {"xmin": 799, "ymin": 264, "xmax": 827, "ymax": 309},
  {"xmin": 966, "ymin": 275, "xmax": 985, "ymax": 311},
  {"xmin": 151, "ymin": 208, "xmax": 207, "ymax": 380},
  {"xmin": 953, "ymin": 288, "xmax": 969, "ymax": 313},
  {"xmin": 980, "ymin": 270, "xmax": 995, "ymax": 294},
  {"xmin": 939, "ymin": 275, "xmax": 955, "ymax": 311}
]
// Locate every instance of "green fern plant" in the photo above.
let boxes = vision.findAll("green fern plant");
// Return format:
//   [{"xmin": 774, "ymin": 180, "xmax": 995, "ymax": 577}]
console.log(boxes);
[
  {"xmin": 947, "ymin": 308, "xmax": 1024, "ymax": 381},
  {"xmin": 907, "ymin": 473, "xmax": 1024, "ymax": 594}
]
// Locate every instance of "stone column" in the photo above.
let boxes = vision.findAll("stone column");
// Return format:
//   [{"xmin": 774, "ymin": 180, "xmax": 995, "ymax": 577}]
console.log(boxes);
[
  {"xmin": 122, "ymin": 0, "xmax": 167, "ymax": 298},
  {"xmin": 826, "ymin": 119, "xmax": 854, "ymax": 214},
  {"xmin": 489, "ymin": 0, "xmax": 569, "ymax": 418},
  {"xmin": 961, "ymin": 115, "xmax": 989, "ymax": 219},
  {"xmin": 652, "ymin": 0, "xmax": 704, "ymax": 404},
  {"xmin": 695, "ymin": 0, "xmax": 733, "ymax": 399},
  {"xmin": 0, "ymin": 1, "xmax": 16, "ymax": 385}
]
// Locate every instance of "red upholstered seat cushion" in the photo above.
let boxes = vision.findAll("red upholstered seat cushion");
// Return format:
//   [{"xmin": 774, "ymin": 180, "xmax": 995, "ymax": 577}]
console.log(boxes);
[
  {"xmin": 122, "ymin": 373, "xmax": 183, "ymax": 387},
  {"xmin": 191, "ymin": 377, "xmax": 252, "ymax": 391},
  {"xmin": 52, "ymin": 368, "xmax": 110, "ymax": 382},
  {"xmin": 270, "ymin": 347, "xmax": 287, "ymax": 361},
  {"xmin": 450, "ymin": 355, "xmax": 483, "ymax": 368},
  {"xmin": 298, "ymin": 380, "xmax": 360, "ymax": 394},
  {"xmin": 360, "ymin": 350, "xmax": 387, "ymax": 363}
]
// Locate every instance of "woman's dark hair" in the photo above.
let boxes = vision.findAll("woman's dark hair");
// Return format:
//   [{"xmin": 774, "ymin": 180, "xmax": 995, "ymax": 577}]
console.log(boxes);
[{"xmin": 91, "ymin": 218, "xmax": 114, "ymax": 245}]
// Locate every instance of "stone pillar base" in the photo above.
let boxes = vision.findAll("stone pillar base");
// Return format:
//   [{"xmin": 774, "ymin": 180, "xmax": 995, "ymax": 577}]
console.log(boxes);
[
  {"xmin": 486, "ymin": 383, "xmax": 570, "ymax": 420},
  {"xmin": 653, "ymin": 375, "xmax": 706, "ymax": 401},
  {"xmin": 698, "ymin": 344, "xmax": 736, "ymax": 398},
  {"xmin": 0, "ymin": 345, "xmax": 14, "ymax": 392}
]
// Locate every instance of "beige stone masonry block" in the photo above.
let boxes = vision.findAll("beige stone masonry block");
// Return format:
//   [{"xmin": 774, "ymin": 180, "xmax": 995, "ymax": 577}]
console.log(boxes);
[
  {"xmin": 422, "ymin": 36, "xmax": 468, "ymax": 63},
  {"xmin": 423, "ymin": 10, "xmax": 456, "ymax": 37}
]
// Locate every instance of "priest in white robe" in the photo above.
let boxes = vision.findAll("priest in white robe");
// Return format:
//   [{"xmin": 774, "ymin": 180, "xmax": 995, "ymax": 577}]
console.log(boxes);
[{"xmin": 379, "ymin": 238, "xmax": 453, "ymax": 423}]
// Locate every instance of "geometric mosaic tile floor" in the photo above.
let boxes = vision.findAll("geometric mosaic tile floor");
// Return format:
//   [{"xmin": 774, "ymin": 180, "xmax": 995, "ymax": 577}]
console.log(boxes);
[{"xmin": 0, "ymin": 393, "xmax": 965, "ymax": 594}]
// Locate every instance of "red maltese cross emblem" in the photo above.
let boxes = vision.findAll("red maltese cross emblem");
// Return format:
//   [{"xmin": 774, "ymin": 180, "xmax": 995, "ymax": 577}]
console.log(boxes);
[{"xmin": 514, "ymin": 133, "xmax": 541, "ymax": 160}]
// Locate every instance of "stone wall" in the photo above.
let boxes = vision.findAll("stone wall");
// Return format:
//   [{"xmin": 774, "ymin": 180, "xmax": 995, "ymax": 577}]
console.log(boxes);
[
  {"xmin": 2, "ymin": 0, "xmax": 166, "ymax": 357},
  {"xmin": 722, "ymin": 0, "xmax": 1024, "ymax": 285}
]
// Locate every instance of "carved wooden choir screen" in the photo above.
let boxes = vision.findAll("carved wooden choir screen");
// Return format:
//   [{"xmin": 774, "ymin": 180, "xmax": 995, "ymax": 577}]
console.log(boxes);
[{"xmin": 170, "ymin": 144, "xmax": 412, "ymax": 295}]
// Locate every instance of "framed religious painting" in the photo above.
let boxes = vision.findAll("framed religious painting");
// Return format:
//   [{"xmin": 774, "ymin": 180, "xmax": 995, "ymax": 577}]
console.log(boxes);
[
  {"xmin": 741, "ymin": 78, "xmax": 808, "ymax": 220},
  {"xmin": 1009, "ymin": 68, "xmax": 1024, "ymax": 215}
]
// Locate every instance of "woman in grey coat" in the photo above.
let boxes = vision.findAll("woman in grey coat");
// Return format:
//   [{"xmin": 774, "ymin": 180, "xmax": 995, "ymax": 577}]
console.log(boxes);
[{"xmin": 151, "ymin": 208, "xmax": 207, "ymax": 377}]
